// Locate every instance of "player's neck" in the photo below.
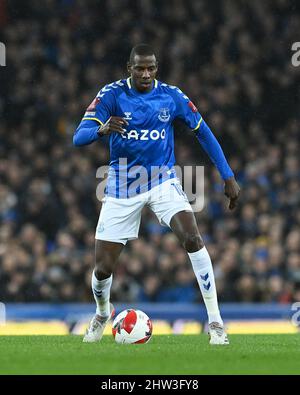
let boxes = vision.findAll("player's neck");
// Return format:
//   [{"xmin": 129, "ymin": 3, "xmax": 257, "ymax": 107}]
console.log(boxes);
[{"xmin": 130, "ymin": 78, "xmax": 154, "ymax": 94}]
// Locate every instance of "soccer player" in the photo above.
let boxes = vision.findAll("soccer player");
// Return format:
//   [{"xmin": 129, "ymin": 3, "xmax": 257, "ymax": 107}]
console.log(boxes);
[{"xmin": 73, "ymin": 44, "xmax": 240, "ymax": 345}]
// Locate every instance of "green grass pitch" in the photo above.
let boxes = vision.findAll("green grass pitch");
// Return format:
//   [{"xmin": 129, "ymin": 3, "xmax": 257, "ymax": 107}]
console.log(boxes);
[{"xmin": 0, "ymin": 334, "xmax": 299, "ymax": 375}]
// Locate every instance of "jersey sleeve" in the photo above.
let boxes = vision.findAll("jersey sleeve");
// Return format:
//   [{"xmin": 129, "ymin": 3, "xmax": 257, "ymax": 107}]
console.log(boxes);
[
  {"xmin": 172, "ymin": 87, "xmax": 203, "ymax": 131},
  {"xmin": 81, "ymin": 88, "xmax": 115, "ymax": 126}
]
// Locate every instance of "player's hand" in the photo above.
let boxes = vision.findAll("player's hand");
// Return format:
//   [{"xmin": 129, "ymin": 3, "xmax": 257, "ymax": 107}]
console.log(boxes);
[
  {"xmin": 98, "ymin": 116, "xmax": 129, "ymax": 136},
  {"xmin": 224, "ymin": 177, "xmax": 240, "ymax": 210}
]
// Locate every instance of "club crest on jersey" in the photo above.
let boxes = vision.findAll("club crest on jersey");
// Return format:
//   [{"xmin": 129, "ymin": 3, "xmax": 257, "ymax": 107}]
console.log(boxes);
[{"xmin": 158, "ymin": 108, "xmax": 170, "ymax": 122}]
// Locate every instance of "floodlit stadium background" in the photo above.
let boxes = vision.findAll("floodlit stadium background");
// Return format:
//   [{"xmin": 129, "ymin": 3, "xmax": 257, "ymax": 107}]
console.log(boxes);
[{"xmin": 0, "ymin": 0, "xmax": 300, "ymax": 335}]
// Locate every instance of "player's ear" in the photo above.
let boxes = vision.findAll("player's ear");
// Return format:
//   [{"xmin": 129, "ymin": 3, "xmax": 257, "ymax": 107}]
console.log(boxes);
[{"xmin": 127, "ymin": 62, "xmax": 132, "ymax": 75}]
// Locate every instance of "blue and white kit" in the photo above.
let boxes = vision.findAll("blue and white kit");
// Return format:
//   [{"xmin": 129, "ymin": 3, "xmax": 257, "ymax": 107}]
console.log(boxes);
[{"xmin": 74, "ymin": 78, "xmax": 234, "ymax": 243}]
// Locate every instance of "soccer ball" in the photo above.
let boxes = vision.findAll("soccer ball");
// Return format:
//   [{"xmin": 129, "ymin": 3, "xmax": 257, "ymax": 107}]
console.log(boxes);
[{"xmin": 112, "ymin": 309, "xmax": 153, "ymax": 344}]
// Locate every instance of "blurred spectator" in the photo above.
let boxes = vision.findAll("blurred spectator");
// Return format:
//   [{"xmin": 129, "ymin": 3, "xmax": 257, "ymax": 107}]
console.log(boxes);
[{"xmin": 1, "ymin": 0, "xmax": 300, "ymax": 303}]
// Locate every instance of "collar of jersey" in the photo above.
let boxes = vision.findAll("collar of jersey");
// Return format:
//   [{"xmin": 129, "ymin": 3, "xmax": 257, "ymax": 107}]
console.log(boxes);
[{"xmin": 127, "ymin": 77, "xmax": 158, "ymax": 95}]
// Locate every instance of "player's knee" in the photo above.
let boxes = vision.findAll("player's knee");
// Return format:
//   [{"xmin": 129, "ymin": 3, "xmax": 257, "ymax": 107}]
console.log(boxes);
[
  {"xmin": 183, "ymin": 233, "xmax": 204, "ymax": 252},
  {"xmin": 94, "ymin": 255, "xmax": 114, "ymax": 278},
  {"xmin": 94, "ymin": 263, "xmax": 113, "ymax": 279}
]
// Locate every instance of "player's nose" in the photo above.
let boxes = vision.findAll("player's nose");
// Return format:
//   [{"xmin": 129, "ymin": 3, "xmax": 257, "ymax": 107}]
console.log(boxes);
[{"xmin": 142, "ymin": 70, "xmax": 151, "ymax": 79}]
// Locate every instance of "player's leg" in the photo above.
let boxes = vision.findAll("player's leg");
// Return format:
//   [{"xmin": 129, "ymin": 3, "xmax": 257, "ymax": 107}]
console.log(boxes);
[
  {"xmin": 91, "ymin": 194, "xmax": 144, "ymax": 318},
  {"xmin": 92, "ymin": 239, "xmax": 125, "ymax": 317},
  {"xmin": 170, "ymin": 210, "xmax": 228, "ymax": 344},
  {"xmin": 84, "ymin": 193, "xmax": 145, "ymax": 342},
  {"xmin": 170, "ymin": 211, "xmax": 221, "ymax": 321},
  {"xmin": 149, "ymin": 179, "xmax": 228, "ymax": 344},
  {"xmin": 83, "ymin": 239, "xmax": 125, "ymax": 343}
]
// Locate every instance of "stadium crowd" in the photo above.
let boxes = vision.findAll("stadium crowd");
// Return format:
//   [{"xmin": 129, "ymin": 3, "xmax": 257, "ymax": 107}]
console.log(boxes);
[{"xmin": 1, "ymin": 0, "xmax": 300, "ymax": 304}]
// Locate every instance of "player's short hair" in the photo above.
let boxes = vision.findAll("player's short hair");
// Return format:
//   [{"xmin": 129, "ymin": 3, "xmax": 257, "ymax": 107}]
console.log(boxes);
[{"xmin": 129, "ymin": 44, "xmax": 156, "ymax": 64}]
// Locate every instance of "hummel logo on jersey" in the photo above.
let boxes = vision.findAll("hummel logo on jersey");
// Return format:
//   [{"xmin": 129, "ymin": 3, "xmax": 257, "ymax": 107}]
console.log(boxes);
[
  {"xmin": 121, "ymin": 129, "xmax": 166, "ymax": 140},
  {"xmin": 124, "ymin": 112, "xmax": 132, "ymax": 120}
]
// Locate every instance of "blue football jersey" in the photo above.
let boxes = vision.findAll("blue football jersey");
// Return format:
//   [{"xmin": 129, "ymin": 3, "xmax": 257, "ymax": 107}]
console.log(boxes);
[{"xmin": 80, "ymin": 78, "xmax": 202, "ymax": 198}]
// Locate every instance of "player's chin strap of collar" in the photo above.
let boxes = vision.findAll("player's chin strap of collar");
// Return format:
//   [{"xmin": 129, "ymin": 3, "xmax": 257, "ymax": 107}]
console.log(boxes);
[{"xmin": 126, "ymin": 77, "xmax": 158, "ymax": 89}]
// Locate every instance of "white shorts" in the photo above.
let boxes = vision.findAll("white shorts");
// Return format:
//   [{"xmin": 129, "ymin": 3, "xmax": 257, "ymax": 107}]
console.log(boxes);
[{"xmin": 95, "ymin": 178, "xmax": 193, "ymax": 245}]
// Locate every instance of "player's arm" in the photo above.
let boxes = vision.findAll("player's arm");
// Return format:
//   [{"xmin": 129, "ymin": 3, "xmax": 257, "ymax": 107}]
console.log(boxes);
[
  {"xmin": 194, "ymin": 120, "xmax": 240, "ymax": 209},
  {"xmin": 73, "ymin": 120, "xmax": 101, "ymax": 146},
  {"xmin": 73, "ymin": 117, "xmax": 128, "ymax": 146},
  {"xmin": 73, "ymin": 89, "xmax": 128, "ymax": 146},
  {"xmin": 173, "ymin": 87, "xmax": 240, "ymax": 209}
]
